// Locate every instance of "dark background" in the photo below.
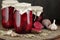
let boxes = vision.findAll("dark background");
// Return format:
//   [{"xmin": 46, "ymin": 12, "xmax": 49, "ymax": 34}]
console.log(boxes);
[{"xmin": 0, "ymin": 0, "xmax": 60, "ymax": 23}]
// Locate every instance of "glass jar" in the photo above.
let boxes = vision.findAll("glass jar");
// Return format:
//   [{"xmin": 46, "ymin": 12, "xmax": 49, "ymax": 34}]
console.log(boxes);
[
  {"xmin": 2, "ymin": 0, "xmax": 18, "ymax": 28},
  {"xmin": 13, "ymin": 3, "xmax": 33, "ymax": 33}
]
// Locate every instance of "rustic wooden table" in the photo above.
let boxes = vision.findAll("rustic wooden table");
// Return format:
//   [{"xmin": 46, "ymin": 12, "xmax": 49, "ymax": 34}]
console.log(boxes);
[{"xmin": 0, "ymin": 23, "xmax": 60, "ymax": 40}]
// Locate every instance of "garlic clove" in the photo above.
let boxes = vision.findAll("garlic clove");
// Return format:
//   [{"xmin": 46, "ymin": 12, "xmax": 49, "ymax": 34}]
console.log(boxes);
[
  {"xmin": 5, "ymin": 30, "xmax": 19, "ymax": 37},
  {"xmin": 6, "ymin": 30, "xmax": 13, "ymax": 35},
  {"xmin": 10, "ymin": 32, "xmax": 19, "ymax": 37}
]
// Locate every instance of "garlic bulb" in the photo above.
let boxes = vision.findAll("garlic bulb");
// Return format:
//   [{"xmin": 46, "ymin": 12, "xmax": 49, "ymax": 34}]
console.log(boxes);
[
  {"xmin": 42, "ymin": 19, "xmax": 51, "ymax": 28},
  {"xmin": 48, "ymin": 19, "xmax": 58, "ymax": 30}
]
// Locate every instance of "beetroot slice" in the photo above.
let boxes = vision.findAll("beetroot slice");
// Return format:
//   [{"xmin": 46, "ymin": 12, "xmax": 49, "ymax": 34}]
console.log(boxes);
[
  {"xmin": 34, "ymin": 21, "xmax": 43, "ymax": 29},
  {"xmin": 31, "ymin": 28, "xmax": 42, "ymax": 33}
]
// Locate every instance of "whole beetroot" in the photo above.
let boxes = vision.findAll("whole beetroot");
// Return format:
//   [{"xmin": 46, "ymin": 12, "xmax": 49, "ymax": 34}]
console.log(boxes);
[{"xmin": 32, "ymin": 21, "xmax": 43, "ymax": 33}]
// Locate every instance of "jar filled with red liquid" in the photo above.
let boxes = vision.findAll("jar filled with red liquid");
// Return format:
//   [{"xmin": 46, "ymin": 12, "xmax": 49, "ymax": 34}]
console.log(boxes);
[
  {"xmin": 13, "ymin": 3, "xmax": 33, "ymax": 33},
  {"xmin": 31, "ymin": 6, "xmax": 43, "ymax": 33},
  {"xmin": 2, "ymin": 0, "xmax": 18, "ymax": 28},
  {"xmin": 2, "ymin": 6, "xmax": 14, "ymax": 28}
]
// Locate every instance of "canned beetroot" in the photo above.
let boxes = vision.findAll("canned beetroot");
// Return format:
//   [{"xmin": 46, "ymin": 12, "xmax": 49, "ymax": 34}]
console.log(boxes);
[
  {"xmin": 13, "ymin": 10, "xmax": 32, "ymax": 33},
  {"xmin": 13, "ymin": 3, "xmax": 32, "ymax": 33},
  {"xmin": 2, "ymin": 0, "xmax": 19, "ymax": 28},
  {"xmin": 2, "ymin": 6, "xmax": 14, "ymax": 28}
]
